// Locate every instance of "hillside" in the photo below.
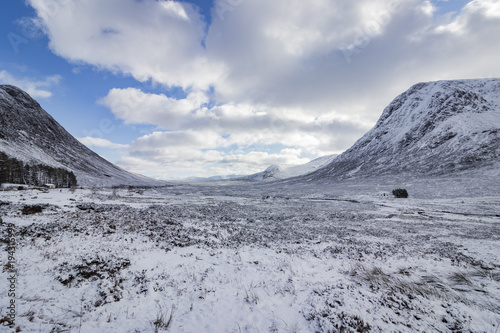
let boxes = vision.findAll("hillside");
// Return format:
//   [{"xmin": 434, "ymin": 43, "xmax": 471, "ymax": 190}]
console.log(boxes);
[
  {"xmin": 308, "ymin": 79, "xmax": 500, "ymax": 181},
  {"xmin": 0, "ymin": 85, "xmax": 162, "ymax": 187}
]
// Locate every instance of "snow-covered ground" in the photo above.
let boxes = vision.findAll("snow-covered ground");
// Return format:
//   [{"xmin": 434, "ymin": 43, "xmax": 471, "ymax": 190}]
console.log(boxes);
[{"xmin": 1, "ymin": 182, "xmax": 499, "ymax": 332}]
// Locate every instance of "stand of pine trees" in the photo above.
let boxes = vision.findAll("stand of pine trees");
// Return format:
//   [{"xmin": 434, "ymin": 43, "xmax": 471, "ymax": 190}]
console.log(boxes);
[{"xmin": 0, "ymin": 152, "xmax": 77, "ymax": 188}]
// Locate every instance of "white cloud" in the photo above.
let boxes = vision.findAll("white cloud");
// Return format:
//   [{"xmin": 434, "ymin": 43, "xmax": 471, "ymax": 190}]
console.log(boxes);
[
  {"xmin": 27, "ymin": 0, "xmax": 500, "ymax": 178},
  {"xmin": 220, "ymin": 150, "xmax": 310, "ymax": 169},
  {"xmin": 78, "ymin": 137, "xmax": 129, "ymax": 149},
  {"xmin": 115, "ymin": 156, "xmax": 176, "ymax": 180},
  {"xmin": 98, "ymin": 88, "xmax": 209, "ymax": 128},
  {"xmin": 27, "ymin": 0, "xmax": 224, "ymax": 91},
  {"xmin": 122, "ymin": 130, "xmax": 313, "ymax": 178},
  {"xmin": 28, "ymin": 0, "xmax": 500, "ymax": 112},
  {"xmin": 436, "ymin": 0, "xmax": 500, "ymax": 33},
  {"xmin": 99, "ymin": 87, "xmax": 368, "ymax": 174},
  {"xmin": 0, "ymin": 70, "xmax": 61, "ymax": 98}
]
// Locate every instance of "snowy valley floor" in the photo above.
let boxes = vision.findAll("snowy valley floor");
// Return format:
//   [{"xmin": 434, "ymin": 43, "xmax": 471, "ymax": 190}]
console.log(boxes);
[{"xmin": 1, "ymin": 181, "xmax": 500, "ymax": 332}]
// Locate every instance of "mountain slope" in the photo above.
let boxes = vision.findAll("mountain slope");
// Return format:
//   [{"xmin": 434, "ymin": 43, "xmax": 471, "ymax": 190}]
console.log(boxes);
[
  {"xmin": 308, "ymin": 78, "xmax": 500, "ymax": 180},
  {"xmin": 0, "ymin": 85, "xmax": 162, "ymax": 187}
]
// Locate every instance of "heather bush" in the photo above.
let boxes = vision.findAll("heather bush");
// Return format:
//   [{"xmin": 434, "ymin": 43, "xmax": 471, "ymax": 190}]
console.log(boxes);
[{"xmin": 392, "ymin": 188, "xmax": 408, "ymax": 198}]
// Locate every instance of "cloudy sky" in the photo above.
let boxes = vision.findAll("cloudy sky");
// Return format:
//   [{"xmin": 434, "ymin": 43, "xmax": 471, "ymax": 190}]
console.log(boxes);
[{"xmin": 1, "ymin": 0, "xmax": 499, "ymax": 180}]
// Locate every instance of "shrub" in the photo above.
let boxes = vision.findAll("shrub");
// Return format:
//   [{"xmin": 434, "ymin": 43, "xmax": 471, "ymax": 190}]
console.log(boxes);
[
  {"xmin": 21, "ymin": 205, "xmax": 44, "ymax": 215},
  {"xmin": 392, "ymin": 188, "xmax": 408, "ymax": 198}
]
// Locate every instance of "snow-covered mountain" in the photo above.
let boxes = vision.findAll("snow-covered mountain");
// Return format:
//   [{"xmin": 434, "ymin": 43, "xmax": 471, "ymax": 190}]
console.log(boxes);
[
  {"xmin": 242, "ymin": 154, "xmax": 338, "ymax": 181},
  {"xmin": 0, "ymin": 85, "xmax": 162, "ymax": 187},
  {"xmin": 308, "ymin": 78, "xmax": 500, "ymax": 180},
  {"xmin": 183, "ymin": 174, "xmax": 243, "ymax": 182}
]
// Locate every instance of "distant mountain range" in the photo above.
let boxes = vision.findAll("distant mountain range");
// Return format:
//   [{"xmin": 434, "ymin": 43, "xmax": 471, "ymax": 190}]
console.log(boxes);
[
  {"xmin": 306, "ymin": 78, "xmax": 500, "ymax": 181},
  {"xmin": 239, "ymin": 154, "xmax": 338, "ymax": 182},
  {"xmin": 183, "ymin": 174, "xmax": 243, "ymax": 182},
  {"xmin": 0, "ymin": 85, "xmax": 162, "ymax": 187},
  {"xmin": 184, "ymin": 155, "xmax": 338, "ymax": 183},
  {"xmin": 2, "ymin": 79, "xmax": 499, "ymax": 187}
]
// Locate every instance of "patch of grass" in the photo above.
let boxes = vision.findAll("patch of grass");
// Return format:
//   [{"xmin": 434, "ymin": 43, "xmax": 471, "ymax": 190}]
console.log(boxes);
[
  {"xmin": 152, "ymin": 305, "xmax": 174, "ymax": 332},
  {"xmin": 336, "ymin": 312, "xmax": 371, "ymax": 332},
  {"xmin": 449, "ymin": 271, "xmax": 473, "ymax": 286},
  {"xmin": 244, "ymin": 288, "xmax": 260, "ymax": 305},
  {"xmin": 347, "ymin": 264, "xmax": 390, "ymax": 284},
  {"xmin": 0, "ymin": 316, "xmax": 15, "ymax": 328},
  {"xmin": 471, "ymin": 268, "xmax": 500, "ymax": 282},
  {"xmin": 347, "ymin": 264, "xmax": 463, "ymax": 302}
]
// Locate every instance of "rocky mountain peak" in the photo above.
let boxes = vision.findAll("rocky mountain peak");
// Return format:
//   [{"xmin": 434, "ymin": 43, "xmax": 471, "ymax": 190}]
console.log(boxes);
[{"xmin": 0, "ymin": 84, "xmax": 41, "ymax": 109}]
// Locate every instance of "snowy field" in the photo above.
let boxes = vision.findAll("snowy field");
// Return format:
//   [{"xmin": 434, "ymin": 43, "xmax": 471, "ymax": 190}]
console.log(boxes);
[{"xmin": 1, "ymin": 179, "xmax": 500, "ymax": 332}]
